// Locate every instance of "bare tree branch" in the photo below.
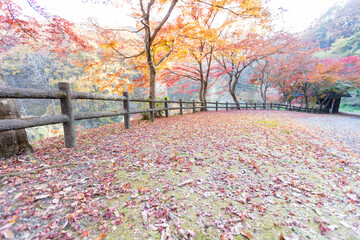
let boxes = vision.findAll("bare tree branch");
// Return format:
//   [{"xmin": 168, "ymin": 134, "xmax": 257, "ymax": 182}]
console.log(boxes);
[
  {"xmin": 0, "ymin": 18, "xmax": 14, "ymax": 44},
  {"xmin": 156, "ymin": 40, "xmax": 175, "ymax": 67},
  {"xmin": 7, "ymin": 5, "xmax": 38, "ymax": 42},
  {"xmin": 196, "ymin": 0, "xmax": 261, "ymax": 18},
  {"xmin": 110, "ymin": 45, "xmax": 145, "ymax": 59},
  {"xmin": 150, "ymin": 0, "xmax": 178, "ymax": 44}
]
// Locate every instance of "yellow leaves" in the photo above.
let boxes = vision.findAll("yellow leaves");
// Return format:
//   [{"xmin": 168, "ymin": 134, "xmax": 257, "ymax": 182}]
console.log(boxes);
[
  {"xmin": 99, "ymin": 41, "xmax": 117, "ymax": 50},
  {"xmin": 8, "ymin": 215, "xmax": 18, "ymax": 224}
]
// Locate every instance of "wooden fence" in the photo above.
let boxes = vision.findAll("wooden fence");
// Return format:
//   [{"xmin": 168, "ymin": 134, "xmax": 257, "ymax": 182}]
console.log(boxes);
[{"xmin": 0, "ymin": 82, "xmax": 329, "ymax": 148}]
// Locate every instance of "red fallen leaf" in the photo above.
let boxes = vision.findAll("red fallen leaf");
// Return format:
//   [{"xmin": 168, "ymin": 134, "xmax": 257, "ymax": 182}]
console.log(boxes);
[
  {"xmin": 220, "ymin": 232, "xmax": 232, "ymax": 240},
  {"xmin": 94, "ymin": 232, "xmax": 107, "ymax": 240},
  {"xmin": 279, "ymin": 232, "xmax": 285, "ymax": 240},
  {"xmin": 319, "ymin": 223, "xmax": 331, "ymax": 235},
  {"xmin": 103, "ymin": 211, "xmax": 112, "ymax": 219},
  {"xmin": 123, "ymin": 182, "xmax": 132, "ymax": 189},
  {"xmin": 257, "ymin": 205, "xmax": 265, "ymax": 212}
]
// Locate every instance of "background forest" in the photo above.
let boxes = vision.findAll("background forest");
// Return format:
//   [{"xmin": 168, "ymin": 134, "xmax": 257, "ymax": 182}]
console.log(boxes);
[{"xmin": 1, "ymin": 0, "xmax": 360, "ymax": 141}]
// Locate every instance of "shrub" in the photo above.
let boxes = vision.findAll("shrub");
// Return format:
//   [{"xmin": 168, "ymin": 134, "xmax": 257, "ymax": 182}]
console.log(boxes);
[{"xmin": 140, "ymin": 97, "xmax": 167, "ymax": 120}]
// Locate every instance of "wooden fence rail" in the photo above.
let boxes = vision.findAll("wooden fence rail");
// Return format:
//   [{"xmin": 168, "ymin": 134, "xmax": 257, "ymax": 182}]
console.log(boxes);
[{"xmin": 0, "ymin": 82, "xmax": 330, "ymax": 148}]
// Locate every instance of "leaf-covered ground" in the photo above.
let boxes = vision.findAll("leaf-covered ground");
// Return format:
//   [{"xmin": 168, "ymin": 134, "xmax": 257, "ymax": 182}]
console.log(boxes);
[{"xmin": 1, "ymin": 110, "xmax": 359, "ymax": 240}]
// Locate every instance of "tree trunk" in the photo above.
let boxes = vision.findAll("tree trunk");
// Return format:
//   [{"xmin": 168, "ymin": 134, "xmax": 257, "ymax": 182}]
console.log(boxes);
[
  {"xmin": 228, "ymin": 74, "xmax": 240, "ymax": 109},
  {"xmin": 148, "ymin": 64, "xmax": 156, "ymax": 100},
  {"xmin": 229, "ymin": 89, "xmax": 240, "ymax": 109},
  {"xmin": 145, "ymin": 41, "xmax": 157, "ymax": 100},
  {"xmin": 0, "ymin": 74, "xmax": 34, "ymax": 159},
  {"xmin": 263, "ymin": 85, "xmax": 268, "ymax": 108},
  {"xmin": 143, "ymin": 19, "xmax": 157, "ymax": 100},
  {"xmin": 199, "ymin": 63, "xmax": 206, "ymax": 111},
  {"xmin": 303, "ymin": 88, "xmax": 309, "ymax": 109}
]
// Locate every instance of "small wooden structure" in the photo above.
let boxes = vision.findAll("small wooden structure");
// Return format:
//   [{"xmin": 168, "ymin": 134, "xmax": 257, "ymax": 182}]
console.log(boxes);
[{"xmin": 318, "ymin": 89, "xmax": 351, "ymax": 113}]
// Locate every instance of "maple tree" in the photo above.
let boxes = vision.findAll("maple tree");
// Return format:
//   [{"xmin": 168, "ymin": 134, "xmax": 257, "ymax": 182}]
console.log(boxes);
[
  {"xmin": 289, "ymin": 57, "xmax": 317, "ymax": 109},
  {"xmin": 81, "ymin": 0, "xmax": 179, "ymax": 98},
  {"xmin": 270, "ymin": 51, "xmax": 360, "ymax": 109},
  {"xmin": 216, "ymin": 32, "xmax": 264, "ymax": 109},
  {"xmin": 85, "ymin": 0, "xmax": 271, "ymax": 100},
  {"xmin": 310, "ymin": 56, "xmax": 360, "ymax": 110},
  {"xmin": 338, "ymin": 55, "xmax": 360, "ymax": 87},
  {"xmin": 250, "ymin": 59, "xmax": 273, "ymax": 107},
  {"xmin": 0, "ymin": 0, "xmax": 91, "ymax": 158},
  {"xmin": 160, "ymin": 4, "xmax": 222, "ymax": 104},
  {"xmin": 159, "ymin": 0, "xmax": 270, "ymax": 105},
  {"xmin": 216, "ymin": 31, "xmax": 291, "ymax": 109},
  {"xmin": 271, "ymin": 55, "xmax": 300, "ymax": 104},
  {"xmin": 309, "ymin": 58, "xmax": 343, "ymax": 110}
]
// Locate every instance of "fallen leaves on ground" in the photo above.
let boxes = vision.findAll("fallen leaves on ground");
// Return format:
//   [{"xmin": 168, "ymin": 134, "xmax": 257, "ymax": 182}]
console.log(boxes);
[{"xmin": 0, "ymin": 110, "xmax": 359, "ymax": 239}]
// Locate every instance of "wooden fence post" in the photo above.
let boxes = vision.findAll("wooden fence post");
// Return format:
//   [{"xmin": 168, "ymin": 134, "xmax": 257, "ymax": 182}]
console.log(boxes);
[
  {"xmin": 226, "ymin": 102, "xmax": 228, "ymax": 111},
  {"xmin": 254, "ymin": 103, "xmax": 257, "ymax": 110},
  {"xmin": 149, "ymin": 99, "xmax": 155, "ymax": 122},
  {"xmin": 179, "ymin": 99, "xmax": 183, "ymax": 115},
  {"xmin": 193, "ymin": 100, "xmax": 196, "ymax": 114},
  {"xmin": 277, "ymin": 104, "xmax": 280, "ymax": 110},
  {"xmin": 165, "ymin": 98, "xmax": 169, "ymax": 117},
  {"xmin": 270, "ymin": 103, "xmax": 273, "ymax": 109},
  {"xmin": 246, "ymin": 102, "xmax": 248, "ymax": 110},
  {"xmin": 58, "ymin": 82, "xmax": 76, "ymax": 148},
  {"xmin": 216, "ymin": 101, "xmax": 218, "ymax": 112},
  {"xmin": 204, "ymin": 101, "xmax": 207, "ymax": 112},
  {"xmin": 123, "ymin": 91, "xmax": 130, "ymax": 129}
]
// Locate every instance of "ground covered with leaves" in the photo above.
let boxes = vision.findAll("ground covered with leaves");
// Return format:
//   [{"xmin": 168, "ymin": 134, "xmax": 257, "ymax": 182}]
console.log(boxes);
[{"xmin": 1, "ymin": 110, "xmax": 360, "ymax": 240}]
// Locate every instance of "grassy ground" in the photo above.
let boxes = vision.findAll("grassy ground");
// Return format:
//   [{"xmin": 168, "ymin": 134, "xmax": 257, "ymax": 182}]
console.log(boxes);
[
  {"xmin": 0, "ymin": 110, "xmax": 359, "ymax": 239},
  {"xmin": 339, "ymin": 104, "xmax": 360, "ymax": 113}
]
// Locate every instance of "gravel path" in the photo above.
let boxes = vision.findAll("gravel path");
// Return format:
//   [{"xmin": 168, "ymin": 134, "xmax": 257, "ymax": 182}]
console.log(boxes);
[{"xmin": 294, "ymin": 112, "xmax": 360, "ymax": 155}]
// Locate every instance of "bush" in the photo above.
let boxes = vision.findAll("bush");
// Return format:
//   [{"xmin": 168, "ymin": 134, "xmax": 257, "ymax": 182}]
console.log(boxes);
[{"xmin": 140, "ymin": 97, "xmax": 167, "ymax": 120}]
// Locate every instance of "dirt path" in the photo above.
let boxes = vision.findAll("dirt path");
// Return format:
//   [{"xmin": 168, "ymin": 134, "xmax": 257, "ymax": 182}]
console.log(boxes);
[{"xmin": 0, "ymin": 110, "xmax": 359, "ymax": 239}]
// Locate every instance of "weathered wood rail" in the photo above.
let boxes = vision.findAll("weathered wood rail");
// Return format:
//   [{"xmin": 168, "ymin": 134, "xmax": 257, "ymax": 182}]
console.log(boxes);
[{"xmin": 0, "ymin": 82, "xmax": 329, "ymax": 148}]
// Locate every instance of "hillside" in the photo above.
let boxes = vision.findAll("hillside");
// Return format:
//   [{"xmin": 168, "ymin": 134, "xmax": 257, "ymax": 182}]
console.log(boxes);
[{"xmin": 305, "ymin": 0, "xmax": 360, "ymax": 50}]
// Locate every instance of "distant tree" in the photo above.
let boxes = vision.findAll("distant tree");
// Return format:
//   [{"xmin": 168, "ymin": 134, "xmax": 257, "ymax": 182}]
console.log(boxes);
[
  {"xmin": 317, "ymin": 32, "xmax": 360, "ymax": 58},
  {"xmin": 250, "ymin": 59, "xmax": 273, "ymax": 106},
  {"xmin": 305, "ymin": 0, "xmax": 360, "ymax": 49},
  {"xmin": 216, "ymin": 31, "xmax": 291, "ymax": 108},
  {"xmin": 216, "ymin": 32, "xmax": 265, "ymax": 109}
]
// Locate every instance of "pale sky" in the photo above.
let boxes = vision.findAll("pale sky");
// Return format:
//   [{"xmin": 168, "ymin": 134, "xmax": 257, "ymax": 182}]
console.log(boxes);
[
  {"xmin": 20, "ymin": 0, "xmax": 346, "ymax": 33},
  {"xmin": 267, "ymin": 0, "xmax": 345, "ymax": 32}
]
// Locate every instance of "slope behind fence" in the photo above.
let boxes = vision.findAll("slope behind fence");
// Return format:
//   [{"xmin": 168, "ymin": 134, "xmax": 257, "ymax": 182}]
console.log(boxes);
[{"xmin": 0, "ymin": 82, "xmax": 329, "ymax": 148}]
